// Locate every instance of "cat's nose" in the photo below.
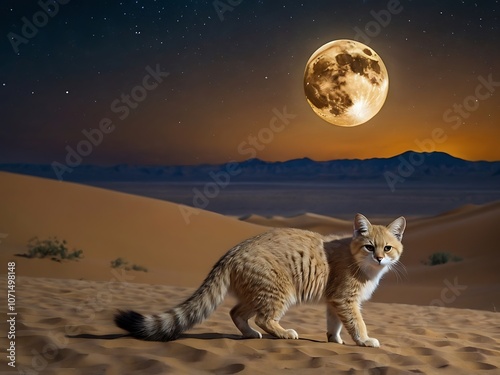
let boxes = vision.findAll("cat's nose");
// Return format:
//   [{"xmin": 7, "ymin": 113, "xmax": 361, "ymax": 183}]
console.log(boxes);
[{"xmin": 376, "ymin": 256, "xmax": 383, "ymax": 263}]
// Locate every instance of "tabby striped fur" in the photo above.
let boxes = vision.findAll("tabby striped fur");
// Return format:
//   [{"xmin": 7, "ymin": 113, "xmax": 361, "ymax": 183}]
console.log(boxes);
[{"xmin": 115, "ymin": 214, "xmax": 405, "ymax": 347}]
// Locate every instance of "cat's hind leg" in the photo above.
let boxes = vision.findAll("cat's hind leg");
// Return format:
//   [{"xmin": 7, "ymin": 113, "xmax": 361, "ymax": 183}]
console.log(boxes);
[
  {"xmin": 255, "ymin": 313, "xmax": 299, "ymax": 339},
  {"xmin": 230, "ymin": 303, "xmax": 262, "ymax": 339}
]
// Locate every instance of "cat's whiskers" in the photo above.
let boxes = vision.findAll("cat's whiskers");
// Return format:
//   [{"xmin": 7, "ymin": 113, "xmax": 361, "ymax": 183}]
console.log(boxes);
[
  {"xmin": 396, "ymin": 260, "xmax": 408, "ymax": 277},
  {"xmin": 388, "ymin": 260, "xmax": 407, "ymax": 283}
]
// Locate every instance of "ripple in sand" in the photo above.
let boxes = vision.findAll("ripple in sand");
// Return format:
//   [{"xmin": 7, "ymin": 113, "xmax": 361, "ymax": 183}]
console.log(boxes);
[
  {"xmin": 472, "ymin": 362, "xmax": 498, "ymax": 370},
  {"xmin": 410, "ymin": 347, "xmax": 434, "ymax": 356},
  {"xmin": 468, "ymin": 333, "xmax": 497, "ymax": 344},
  {"xmin": 129, "ymin": 358, "xmax": 172, "ymax": 374},
  {"xmin": 214, "ymin": 363, "xmax": 246, "ymax": 374},
  {"xmin": 164, "ymin": 342, "xmax": 208, "ymax": 362},
  {"xmin": 458, "ymin": 346, "xmax": 499, "ymax": 356}
]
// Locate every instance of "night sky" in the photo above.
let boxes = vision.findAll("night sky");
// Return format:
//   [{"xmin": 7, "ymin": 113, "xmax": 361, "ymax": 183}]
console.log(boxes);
[{"xmin": 1, "ymin": 0, "xmax": 499, "ymax": 166}]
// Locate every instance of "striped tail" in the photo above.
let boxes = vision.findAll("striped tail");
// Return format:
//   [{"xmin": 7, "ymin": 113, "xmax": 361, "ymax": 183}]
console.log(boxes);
[{"xmin": 114, "ymin": 255, "xmax": 231, "ymax": 341}]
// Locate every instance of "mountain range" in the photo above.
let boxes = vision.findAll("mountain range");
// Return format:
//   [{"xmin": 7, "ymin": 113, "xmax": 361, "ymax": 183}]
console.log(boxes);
[{"xmin": 1, "ymin": 152, "xmax": 499, "ymax": 184}]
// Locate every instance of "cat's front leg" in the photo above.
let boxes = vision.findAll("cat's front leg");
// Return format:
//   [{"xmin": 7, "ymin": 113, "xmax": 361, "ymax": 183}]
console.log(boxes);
[
  {"xmin": 326, "ymin": 304, "xmax": 344, "ymax": 344},
  {"xmin": 335, "ymin": 301, "xmax": 380, "ymax": 348}
]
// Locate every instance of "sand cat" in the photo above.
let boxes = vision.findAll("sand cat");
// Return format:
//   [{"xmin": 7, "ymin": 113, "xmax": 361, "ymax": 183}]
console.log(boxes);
[{"xmin": 115, "ymin": 214, "xmax": 405, "ymax": 347}]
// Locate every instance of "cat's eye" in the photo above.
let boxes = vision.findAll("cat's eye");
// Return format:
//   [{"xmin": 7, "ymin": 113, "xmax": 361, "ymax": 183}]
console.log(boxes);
[
  {"xmin": 384, "ymin": 246, "xmax": 392, "ymax": 252},
  {"xmin": 365, "ymin": 244, "xmax": 375, "ymax": 252}
]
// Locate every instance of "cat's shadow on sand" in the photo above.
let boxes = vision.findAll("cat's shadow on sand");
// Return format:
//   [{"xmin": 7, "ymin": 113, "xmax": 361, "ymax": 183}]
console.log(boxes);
[{"xmin": 67, "ymin": 332, "xmax": 324, "ymax": 343}]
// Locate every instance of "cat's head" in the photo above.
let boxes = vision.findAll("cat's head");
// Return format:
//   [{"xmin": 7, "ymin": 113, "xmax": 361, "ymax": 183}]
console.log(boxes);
[{"xmin": 350, "ymin": 214, "xmax": 406, "ymax": 273}]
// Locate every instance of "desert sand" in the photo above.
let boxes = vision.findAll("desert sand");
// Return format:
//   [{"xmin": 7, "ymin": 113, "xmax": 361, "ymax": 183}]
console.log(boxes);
[{"xmin": 0, "ymin": 171, "xmax": 499, "ymax": 374}]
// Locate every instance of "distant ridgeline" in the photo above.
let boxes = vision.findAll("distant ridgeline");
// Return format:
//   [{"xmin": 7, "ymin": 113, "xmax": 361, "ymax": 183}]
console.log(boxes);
[{"xmin": 1, "ymin": 152, "xmax": 500, "ymax": 184}]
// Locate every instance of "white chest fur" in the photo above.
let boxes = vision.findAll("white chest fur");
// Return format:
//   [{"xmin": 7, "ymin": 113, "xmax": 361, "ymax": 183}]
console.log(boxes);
[{"xmin": 360, "ymin": 267, "xmax": 388, "ymax": 302}]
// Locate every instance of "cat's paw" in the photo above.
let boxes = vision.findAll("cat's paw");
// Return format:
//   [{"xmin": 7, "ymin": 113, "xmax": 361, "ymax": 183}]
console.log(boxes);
[
  {"xmin": 360, "ymin": 337, "xmax": 380, "ymax": 347},
  {"xmin": 327, "ymin": 333, "xmax": 343, "ymax": 344},
  {"xmin": 243, "ymin": 329, "xmax": 262, "ymax": 339},
  {"xmin": 284, "ymin": 329, "xmax": 299, "ymax": 339}
]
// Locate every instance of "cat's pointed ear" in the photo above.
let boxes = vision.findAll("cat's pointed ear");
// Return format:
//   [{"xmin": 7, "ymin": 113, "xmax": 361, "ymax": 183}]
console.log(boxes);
[
  {"xmin": 387, "ymin": 216, "xmax": 406, "ymax": 241},
  {"xmin": 354, "ymin": 213, "xmax": 372, "ymax": 237}
]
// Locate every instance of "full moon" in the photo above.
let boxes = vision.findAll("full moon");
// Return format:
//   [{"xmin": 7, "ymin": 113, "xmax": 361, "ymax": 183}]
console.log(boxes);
[{"xmin": 304, "ymin": 39, "xmax": 389, "ymax": 127}]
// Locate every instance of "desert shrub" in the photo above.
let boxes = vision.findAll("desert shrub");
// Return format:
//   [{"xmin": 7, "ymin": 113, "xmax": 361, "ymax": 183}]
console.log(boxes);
[
  {"xmin": 20, "ymin": 237, "xmax": 83, "ymax": 262},
  {"xmin": 131, "ymin": 264, "xmax": 148, "ymax": 272},
  {"xmin": 425, "ymin": 252, "xmax": 463, "ymax": 266},
  {"xmin": 110, "ymin": 257, "xmax": 127, "ymax": 268},
  {"xmin": 111, "ymin": 257, "xmax": 148, "ymax": 272}
]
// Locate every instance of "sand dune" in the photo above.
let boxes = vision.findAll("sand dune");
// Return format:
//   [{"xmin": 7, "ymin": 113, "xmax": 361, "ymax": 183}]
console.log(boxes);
[
  {"xmin": 2, "ymin": 276, "xmax": 499, "ymax": 374},
  {"xmin": 239, "ymin": 213, "xmax": 352, "ymax": 235},
  {"xmin": 0, "ymin": 172, "xmax": 266, "ymax": 286},
  {"xmin": 1, "ymin": 172, "xmax": 500, "ymax": 373}
]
